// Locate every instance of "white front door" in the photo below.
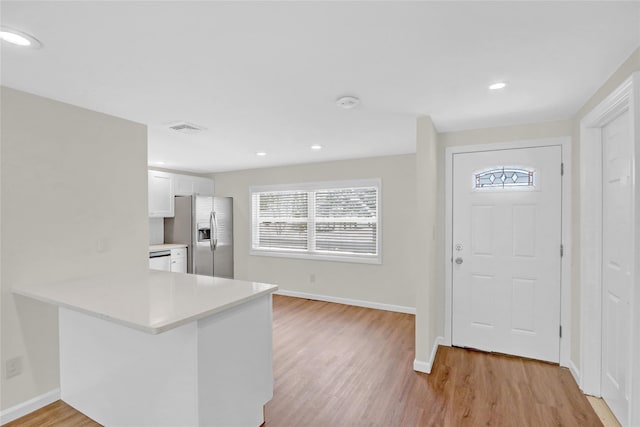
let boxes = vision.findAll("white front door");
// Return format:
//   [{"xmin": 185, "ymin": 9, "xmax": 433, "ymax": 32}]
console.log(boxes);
[
  {"xmin": 452, "ymin": 146, "xmax": 562, "ymax": 363},
  {"xmin": 601, "ymin": 109, "xmax": 632, "ymax": 426}
]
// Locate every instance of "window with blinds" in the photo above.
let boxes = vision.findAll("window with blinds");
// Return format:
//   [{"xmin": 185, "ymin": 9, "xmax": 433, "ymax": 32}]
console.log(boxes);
[
  {"xmin": 251, "ymin": 179, "xmax": 381, "ymax": 264},
  {"xmin": 255, "ymin": 191, "xmax": 308, "ymax": 250}
]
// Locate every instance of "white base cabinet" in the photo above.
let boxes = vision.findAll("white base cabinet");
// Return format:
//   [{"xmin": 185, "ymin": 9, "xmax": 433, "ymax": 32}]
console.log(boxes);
[
  {"xmin": 170, "ymin": 247, "xmax": 187, "ymax": 273},
  {"xmin": 59, "ymin": 295, "xmax": 273, "ymax": 426}
]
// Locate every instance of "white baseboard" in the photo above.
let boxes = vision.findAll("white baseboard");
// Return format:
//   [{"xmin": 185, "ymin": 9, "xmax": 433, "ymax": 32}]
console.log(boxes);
[
  {"xmin": 413, "ymin": 336, "xmax": 444, "ymax": 374},
  {"xmin": 0, "ymin": 388, "xmax": 60, "ymax": 425},
  {"xmin": 568, "ymin": 359, "xmax": 581, "ymax": 389},
  {"xmin": 413, "ymin": 358, "xmax": 431, "ymax": 373},
  {"xmin": 274, "ymin": 289, "xmax": 416, "ymax": 314}
]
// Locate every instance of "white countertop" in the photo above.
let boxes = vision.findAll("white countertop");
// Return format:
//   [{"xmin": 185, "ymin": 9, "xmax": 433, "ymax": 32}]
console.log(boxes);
[
  {"xmin": 149, "ymin": 243, "xmax": 188, "ymax": 252},
  {"xmin": 13, "ymin": 270, "xmax": 278, "ymax": 334}
]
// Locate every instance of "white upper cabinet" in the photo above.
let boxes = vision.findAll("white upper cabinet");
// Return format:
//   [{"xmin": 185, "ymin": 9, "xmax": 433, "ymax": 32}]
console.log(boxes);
[
  {"xmin": 174, "ymin": 175, "xmax": 214, "ymax": 196},
  {"xmin": 149, "ymin": 170, "xmax": 215, "ymax": 217},
  {"xmin": 194, "ymin": 176, "xmax": 214, "ymax": 195},
  {"xmin": 148, "ymin": 171, "xmax": 175, "ymax": 217},
  {"xmin": 174, "ymin": 175, "xmax": 194, "ymax": 196}
]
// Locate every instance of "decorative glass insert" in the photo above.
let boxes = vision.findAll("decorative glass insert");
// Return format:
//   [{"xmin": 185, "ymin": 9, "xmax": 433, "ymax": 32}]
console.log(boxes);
[{"xmin": 475, "ymin": 167, "xmax": 534, "ymax": 189}]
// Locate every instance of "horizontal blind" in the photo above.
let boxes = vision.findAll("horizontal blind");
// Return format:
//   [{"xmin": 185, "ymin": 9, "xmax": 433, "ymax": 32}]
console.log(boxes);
[
  {"xmin": 255, "ymin": 191, "xmax": 308, "ymax": 250},
  {"xmin": 314, "ymin": 187, "xmax": 378, "ymax": 255}
]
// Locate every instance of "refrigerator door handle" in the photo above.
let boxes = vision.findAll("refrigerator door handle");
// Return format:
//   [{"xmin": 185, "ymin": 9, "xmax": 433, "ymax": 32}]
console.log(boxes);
[
  {"xmin": 209, "ymin": 212, "xmax": 215, "ymax": 251},
  {"xmin": 212, "ymin": 212, "xmax": 219, "ymax": 250}
]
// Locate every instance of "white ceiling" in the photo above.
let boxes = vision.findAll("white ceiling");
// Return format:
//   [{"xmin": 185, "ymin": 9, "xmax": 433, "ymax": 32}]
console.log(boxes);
[{"xmin": 1, "ymin": 1, "xmax": 639, "ymax": 173}]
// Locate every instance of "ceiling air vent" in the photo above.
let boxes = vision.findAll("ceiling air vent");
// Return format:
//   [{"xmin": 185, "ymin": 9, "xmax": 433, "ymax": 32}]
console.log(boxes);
[{"xmin": 167, "ymin": 121, "xmax": 207, "ymax": 135}]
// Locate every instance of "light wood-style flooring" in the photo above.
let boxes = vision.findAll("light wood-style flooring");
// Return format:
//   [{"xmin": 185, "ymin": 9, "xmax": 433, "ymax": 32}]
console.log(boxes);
[
  {"xmin": 3, "ymin": 400, "xmax": 97, "ymax": 427},
  {"xmin": 266, "ymin": 296, "xmax": 601, "ymax": 426},
  {"xmin": 6, "ymin": 295, "xmax": 602, "ymax": 426}
]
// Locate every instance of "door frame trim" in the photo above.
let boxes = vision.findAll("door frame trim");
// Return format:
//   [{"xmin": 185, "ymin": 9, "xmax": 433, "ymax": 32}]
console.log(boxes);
[
  {"xmin": 444, "ymin": 137, "xmax": 572, "ymax": 368},
  {"xmin": 579, "ymin": 72, "xmax": 639, "ymax": 425}
]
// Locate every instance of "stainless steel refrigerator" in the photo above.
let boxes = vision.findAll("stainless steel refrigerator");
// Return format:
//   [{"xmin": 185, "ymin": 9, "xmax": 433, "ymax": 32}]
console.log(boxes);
[{"xmin": 164, "ymin": 195, "xmax": 233, "ymax": 278}]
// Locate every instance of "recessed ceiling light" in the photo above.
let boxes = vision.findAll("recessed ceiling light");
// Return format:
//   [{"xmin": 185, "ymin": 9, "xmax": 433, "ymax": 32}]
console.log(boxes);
[
  {"xmin": 310, "ymin": 145, "xmax": 323, "ymax": 150},
  {"xmin": 256, "ymin": 152, "xmax": 267, "ymax": 157},
  {"xmin": 489, "ymin": 82, "xmax": 507, "ymax": 90},
  {"xmin": 336, "ymin": 96, "xmax": 360, "ymax": 109},
  {"xmin": 0, "ymin": 27, "xmax": 42, "ymax": 48}
]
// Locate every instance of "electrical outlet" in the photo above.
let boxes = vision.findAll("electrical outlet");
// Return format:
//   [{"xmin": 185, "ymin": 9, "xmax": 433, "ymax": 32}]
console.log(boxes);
[
  {"xmin": 96, "ymin": 238, "xmax": 109, "ymax": 253},
  {"xmin": 5, "ymin": 356, "xmax": 23, "ymax": 379},
  {"xmin": 310, "ymin": 273, "xmax": 316, "ymax": 284}
]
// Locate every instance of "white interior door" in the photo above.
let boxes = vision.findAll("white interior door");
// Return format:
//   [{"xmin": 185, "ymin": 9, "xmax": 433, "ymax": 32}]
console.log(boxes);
[
  {"xmin": 601, "ymin": 109, "xmax": 632, "ymax": 426},
  {"xmin": 452, "ymin": 146, "xmax": 562, "ymax": 363}
]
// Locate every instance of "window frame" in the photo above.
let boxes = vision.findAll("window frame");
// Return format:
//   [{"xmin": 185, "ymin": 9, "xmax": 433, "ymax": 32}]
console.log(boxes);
[{"xmin": 250, "ymin": 178, "xmax": 382, "ymax": 264}]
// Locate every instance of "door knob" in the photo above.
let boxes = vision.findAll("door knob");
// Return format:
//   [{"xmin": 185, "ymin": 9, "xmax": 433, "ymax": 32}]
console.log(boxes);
[{"xmin": 455, "ymin": 257, "xmax": 463, "ymax": 265}]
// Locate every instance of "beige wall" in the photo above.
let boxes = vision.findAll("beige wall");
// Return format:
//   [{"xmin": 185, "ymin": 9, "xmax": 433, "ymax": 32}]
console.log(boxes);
[
  {"xmin": 0, "ymin": 87, "xmax": 149, "ymax": 410},
  {"xmin": 570, "ymin": 46, "xmax": 640, "ymax": 369},
  {"xmin": 414, "ymin": 117, "xmax": 439, "ymax": 364},
  {"xmin": 439, "ymin": 120, "xmax": 572, "ymax": 147},
  {"xmin": 211, "ymin": 154, "xmax": 417, "ymax": 308}
]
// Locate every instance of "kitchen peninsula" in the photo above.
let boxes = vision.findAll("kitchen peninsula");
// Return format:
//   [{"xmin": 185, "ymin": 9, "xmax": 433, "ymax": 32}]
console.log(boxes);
[{"xmin": 13, "ymin": 270, "xmax": 278, "ymax": 426}]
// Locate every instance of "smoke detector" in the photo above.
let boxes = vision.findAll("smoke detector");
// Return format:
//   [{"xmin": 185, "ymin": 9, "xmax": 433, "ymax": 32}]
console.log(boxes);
[
  {"xmin": 167, "ymin": 121, "xmax": 207, "ymax": 134},
  {"xmin": 336, "ymin": 96, "xmax": 360, "ymax": 109}
]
